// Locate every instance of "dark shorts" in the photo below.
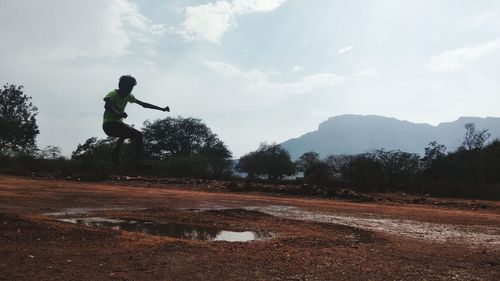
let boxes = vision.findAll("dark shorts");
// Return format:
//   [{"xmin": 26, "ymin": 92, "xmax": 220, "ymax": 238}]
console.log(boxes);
[{"xmin": 102, "ymin": 122, "xmax": 142, "ymax": 140}]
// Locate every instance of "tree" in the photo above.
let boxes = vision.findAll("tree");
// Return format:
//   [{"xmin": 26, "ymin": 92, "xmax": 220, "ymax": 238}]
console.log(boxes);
[
  {"xmin": 38, "ymin": 145, "xmax": 62, "ymax": 160},
  {"xmin": 420, "ymin": 141, "xmax": 447, "ymax": 178},
  {"xmin": 461, "ymin": 123, "xmax": 491, "ymax": 151},
  {"xmin": 199, "ymin": 134, "xmax": 233, "ymax": 178},
  {"xmin": 343, "ymin": 154, "xmax": 386, "ymax": 192},
  {"xmin": 72, "ymin": 137, "xmax": 115, "ymax": 161},
  {"xmin": 0, "ymin": 84, "xmax": 39, "ymax": 155},
  {"xmin": 372, "ymin": 149, "xmax": 420, "ymax": 190},
  {"xmin": 325, "ymin": 154, "xmax": 356, "ymax": 177},
  {"xmin": 296, "ymin": 152, "xmax": 321, "ymax": 176},
  {"xmin": 420, "ymin": 141, "xmax": 446, "ymax": 170},
  {"xmin": 481, "ymin": 139, "xmax": 500, "ymax": 184},
  {"xmin": 422, "ymin": 141, "xmax": 446, "ymax": 163},
  {"xmin": 296, "ymin": 151, "xmax": 334, "ymax": 184},
  {"xmin": 142, "ymin": 117, "xmax": 231, "ymax": 159},
  {"xmin": 142, "ymin": 117, "xmax": 232, "ymax": 177},
  {"xmin": 236, "ymin": 143, "xmax": 295, "ymax": 181}
]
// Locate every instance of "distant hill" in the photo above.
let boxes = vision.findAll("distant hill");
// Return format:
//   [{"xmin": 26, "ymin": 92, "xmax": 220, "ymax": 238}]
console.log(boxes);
[{"xmin": 280, "ymin": 115, "xmax": 500, "ymax": 158}]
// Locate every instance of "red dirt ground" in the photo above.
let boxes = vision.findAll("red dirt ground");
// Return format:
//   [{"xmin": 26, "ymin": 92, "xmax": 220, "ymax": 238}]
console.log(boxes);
[{"xmin": 0, "ymin": 175, "xmax": 499, "ymax": 280}]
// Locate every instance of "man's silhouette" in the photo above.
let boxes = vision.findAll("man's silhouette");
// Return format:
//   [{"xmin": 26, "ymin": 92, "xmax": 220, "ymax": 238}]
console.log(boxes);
[{"xmin": 102, "ymin": 75, "xmax": 169, "ymax": 167}]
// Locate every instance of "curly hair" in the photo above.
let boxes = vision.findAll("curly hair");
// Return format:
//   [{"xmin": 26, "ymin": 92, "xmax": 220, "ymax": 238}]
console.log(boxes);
[{"xmin": 118, "ymin": 75, "xmax": 137, "ymax": 89}]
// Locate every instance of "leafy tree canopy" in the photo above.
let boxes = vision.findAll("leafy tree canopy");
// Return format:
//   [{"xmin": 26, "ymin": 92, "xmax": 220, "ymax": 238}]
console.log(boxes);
[
  {"xmin": 296, "ymin": 151, "xmax": 334, "ymax": 184},
  {"xmin": 38, "ymin": 145, "xmax": 62, "ymax": 160},
  {"xmin": 236, "ymin": 143, "xmax": 295, "ymax": 181},
  {"xmin": 142, "ymin": 116, "xmax": 232, "ymax": 160},
  {"xmin": 0, "ymin": 84, "xmax": 39, "ymax": 155},
  {"xmin": 71, "ymin": 137, "xmax": 114, "ymax": 161}
]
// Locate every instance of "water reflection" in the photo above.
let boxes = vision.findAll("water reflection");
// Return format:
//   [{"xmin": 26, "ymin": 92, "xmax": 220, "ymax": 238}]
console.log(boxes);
[{"xmin": 59, "ymin": 217, "xmax": 272, "ymax": 242}]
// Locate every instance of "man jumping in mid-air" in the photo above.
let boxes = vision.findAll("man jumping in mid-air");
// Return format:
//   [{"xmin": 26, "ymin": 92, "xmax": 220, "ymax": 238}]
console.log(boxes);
[{"xmin": 102, "ymin": 75, "xmax": 169, "ymax": 167}]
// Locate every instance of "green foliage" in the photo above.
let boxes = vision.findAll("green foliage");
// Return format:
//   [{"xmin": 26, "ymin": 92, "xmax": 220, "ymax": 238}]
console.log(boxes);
[
  {"xmin": 37, "ymin": 145, "xmax": 62, "ymax": 160},
  {"xmin": 236, "ymin": 143, "xmax": 295, "ymax": 181},
  {"xmin": 72, "ymin": 137, "xmax": 115, "ymax": 162},
  {"xmin": 0, "ymin": 84, "xmax": 39, "ymax": 155},
  {"xmin": 69, "ymin": 137, "xmax": 121, "ymax": 180},
  {"xmin": 143, "ymin": 117, "xmax": 231, "ymax": 159},
  {"xmin": 327, "ymin": 150, "xmax": 420, "ymax": 192},
  {"xmin": 371, "ymin": 149, "xmax": 421, "ymax": 190},
  {"xmin": 424, "ymin": 140, "xmax": 500, "ymax": 185},
  {"xmin": 68, "ymin": 117, "xmax": 233, "ymax": 178},
  {"xmin": 342, "ymin": 154, "xmax": 387, "ymax": 192},
  {"xmin": 421, "ymin": 141, "xmax": 446, "ymax": 170},
  {"xmin": 296, "ymin": 151, "xmax": 334, "ymax": 184},
  {"xmin": 296, "ymin": 151, "xmax": 321, "ymax": 175},
  {"xmin": 146, "ymin": 155, "xmax": 231, "ymax": 178},
  {"xmin": 417, "ymin": 124, "xmax": 499, "ymax": 197},
  {"xmin": 142, "ymin": 117, "xmax": 233, "ymax": 178},
  {"xmin": 481, "ymin": 139, "xmax": 500, "ymax": 183}
]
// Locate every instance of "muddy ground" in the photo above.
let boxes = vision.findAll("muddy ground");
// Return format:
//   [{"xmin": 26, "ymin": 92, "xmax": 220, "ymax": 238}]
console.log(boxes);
[{"xmin": 0, "ymin": 175, "xmax": 499, "ymax": 280}]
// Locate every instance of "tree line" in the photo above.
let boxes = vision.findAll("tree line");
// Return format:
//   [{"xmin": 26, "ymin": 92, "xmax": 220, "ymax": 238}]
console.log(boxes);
[
  {"xmin": 1, "ymin": 84, "xmax": 499, "ymax": 199},
  {"xmin": 236, "ymin": 123, "xmax": 499, "ymax": 199}
]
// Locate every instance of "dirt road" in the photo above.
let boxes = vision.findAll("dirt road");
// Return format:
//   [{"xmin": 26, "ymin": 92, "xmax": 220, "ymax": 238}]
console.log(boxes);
[{"xmin": 1, "ymin": 175, "xmax": 499, "ymax": 280}]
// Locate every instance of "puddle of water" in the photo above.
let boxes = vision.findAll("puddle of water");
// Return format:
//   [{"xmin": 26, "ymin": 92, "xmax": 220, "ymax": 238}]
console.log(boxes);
[{"xmin": 59, "ymin": 217, "xmax": 272, "ymax": 242}]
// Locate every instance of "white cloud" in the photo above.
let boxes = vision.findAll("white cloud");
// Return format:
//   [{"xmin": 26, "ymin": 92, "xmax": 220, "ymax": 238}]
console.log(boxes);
[
  {"xmin": 205, "ymin": 61, "xmax": 245, "ymax": 78},
  {"xmin": 204, "ymin": 61, "xmax": 274, "ymax": 85},
  {"xmin": 461, "ymin": 10, "xmax": 500, "ymax": 28},
  {"xmin": 280, "ymin": 73, "xmax": 344, "ymax": 94},
  {"xmin": 180, "ymin": 0, "xmax": 287, "ymax": 43},
  {"xmin": 309, "ymin": 110, "xmax": 329, "ymax": 117},
  {"xmin": 352, "ymin": 69, "xmax": 375, "ymax": 77},
  {"xmin": 291, "ymin": 65, "xmax": 303, "ymax": 72},
  {"xmin": 337, "ymin": 46, "xmax": 353, "ymax": 54},
  {"xmin": 205, "ymin": 61, "xmax": 343, "ymax": 94},
  {"xmin": 0, "ymin": 0, "xmax": 166, "ymax": 60},
  {"xmin": 429, "ymin": 39, "xmax": 500, "ymax": 72}
]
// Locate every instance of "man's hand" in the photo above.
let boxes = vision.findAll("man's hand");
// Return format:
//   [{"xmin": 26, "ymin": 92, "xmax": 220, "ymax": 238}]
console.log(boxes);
[{"xmin": 163, "ymin": 106, "xmax": 170, "ymax": 112}]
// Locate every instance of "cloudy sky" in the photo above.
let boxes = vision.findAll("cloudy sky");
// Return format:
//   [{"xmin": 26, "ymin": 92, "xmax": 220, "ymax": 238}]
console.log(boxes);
[{"xmin": 1, "ymin": 0, "xmax": 499, "ymax": 157}]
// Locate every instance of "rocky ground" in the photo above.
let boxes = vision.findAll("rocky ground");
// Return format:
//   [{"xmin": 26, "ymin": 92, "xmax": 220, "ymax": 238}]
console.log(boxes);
[{"xmin": 0, "ymin": 175, "xmax": 499, "ymax": 280}]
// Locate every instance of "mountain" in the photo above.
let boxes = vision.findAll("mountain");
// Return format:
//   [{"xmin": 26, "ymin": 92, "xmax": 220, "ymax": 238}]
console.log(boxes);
[{"xmin": 280, "ymin": 115, "xmax": 500, "ymax": 158}]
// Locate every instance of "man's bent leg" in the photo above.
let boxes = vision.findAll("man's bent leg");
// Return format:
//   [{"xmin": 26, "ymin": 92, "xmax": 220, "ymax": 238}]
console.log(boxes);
[
  {"xmin": 112, "ymin": 138, "xmax": 125, "ymax": 165},
  {"xmin": 103, "ymin": 122, "xmax": 142, "ymax": 165},
  {"xmin": 113, "ymin": 123, "xmax": 143, "ymax": 165},
  {"xmin": 129, "ymin": 129, "xmax": 143, "ymax": 165}
]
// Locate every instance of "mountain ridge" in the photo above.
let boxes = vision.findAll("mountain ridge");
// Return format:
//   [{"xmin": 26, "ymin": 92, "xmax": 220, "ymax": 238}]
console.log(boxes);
[{"xmin": 280, "ymin": 115, "xmax": 500, "ymax": 158}]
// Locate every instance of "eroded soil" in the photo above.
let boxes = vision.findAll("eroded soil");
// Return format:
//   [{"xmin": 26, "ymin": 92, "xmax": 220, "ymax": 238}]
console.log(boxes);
[{"xmin": 0, "ymin": 175, "xmax": 499, "ymax": 280}]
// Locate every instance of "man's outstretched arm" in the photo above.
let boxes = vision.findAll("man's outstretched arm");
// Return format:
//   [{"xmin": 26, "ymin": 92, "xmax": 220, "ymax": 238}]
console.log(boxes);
[{"xmin": 136, "ymin": 99, "xmax": 170, "ymax": 112}]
